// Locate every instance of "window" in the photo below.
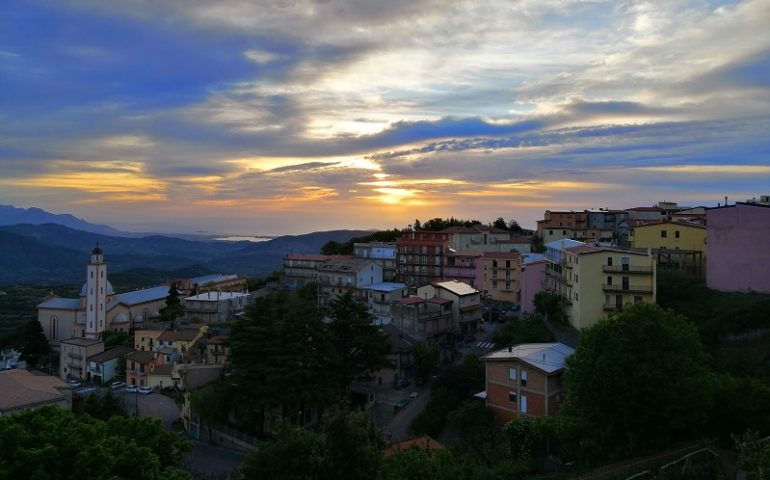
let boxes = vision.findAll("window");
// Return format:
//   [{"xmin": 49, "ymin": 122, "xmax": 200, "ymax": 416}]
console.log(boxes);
[
  {"xmin": 622, "ymin": 256, "xmax": 629, "ymax": 271},
  {"xmin": 607, "ymin": 257, "xmax": 613, "ymax": 266},
  {"xmin": 549, "ymin": 230, "xmax": 553, "ymax": 235},
  {"xmin": 508, "ymin": 392, "xmax": 517, "ymax": 404},
  {"xmin": 505, "ymin": 281, "xmax": 511, "ymax": 290},
  {"xmin": 575, "ymin": 274, "xmax": 579, "ymax": 282},
  {"xmin": 520, "ymin": 395, "xmax": 528, "ymax": 413},
  {"xmin": 509, "ymin": 368, "xmax": 517, "ymax": 381},
  {"xmin": 575, "ymin": 292, "xmax": 579, "ymax": 301},
  {"xmin": 675, "ymin": 230, "xmax": 680, "ymax": 239},
  {"xmin": 661, "ymin": 230, "xmax": 668, "ymax": 238},
  {"xmin": 634, "ymin": 295, "xmax": 643, "ymax": 303},
  {"xmin": 520, "ymin": 370, "xmax": 528, "ymax": 387},
  {"xmin": 607, "ymin": 276, "xmax": 613, "ymax": 285}
]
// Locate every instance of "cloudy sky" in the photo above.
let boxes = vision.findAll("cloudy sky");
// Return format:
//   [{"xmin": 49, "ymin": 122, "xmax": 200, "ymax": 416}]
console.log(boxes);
[{"xmin": 1, "ymin": 0, "xmax": 768, "ymax": 235}]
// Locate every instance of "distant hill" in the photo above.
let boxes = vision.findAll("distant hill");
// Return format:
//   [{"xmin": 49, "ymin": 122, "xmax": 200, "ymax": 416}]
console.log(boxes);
[
  {"xmin": 0, "ymin": 205, "xmax": 123, "ymax": 236},
  {"xmin": 0, "ymin": 223, "xmax": 374, "ymax": 285}
]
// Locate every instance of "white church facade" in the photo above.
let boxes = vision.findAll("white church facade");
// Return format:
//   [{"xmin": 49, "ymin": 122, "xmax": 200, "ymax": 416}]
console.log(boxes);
[{"xmin": 37, "ymin": 247, "xmax": 245, "ymax": 348}]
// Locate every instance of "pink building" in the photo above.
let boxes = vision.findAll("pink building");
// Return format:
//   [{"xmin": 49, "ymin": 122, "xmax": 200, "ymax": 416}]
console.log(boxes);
[
  {"xmin": 521, "ymin": 256, "xmax": 548, "ymax": 315},
  {"xmin": 707, "ymin": 202, "xmax": 770, "ymax": 293}
]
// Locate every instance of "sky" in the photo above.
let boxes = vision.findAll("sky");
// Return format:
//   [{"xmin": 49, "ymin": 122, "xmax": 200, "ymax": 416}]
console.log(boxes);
[{"xmin": 1, "ymin": 0, "xmax": 769, "ymax": 235}]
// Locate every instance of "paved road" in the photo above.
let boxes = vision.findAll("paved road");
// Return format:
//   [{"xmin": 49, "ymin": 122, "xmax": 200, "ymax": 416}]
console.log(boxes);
[
  {"xmin": 185, "ymin": 440, "xmax": 247, "ymax": 478},
  {"xmin": 384, "ymin": 388, "xmax": 432, "ymax": 442}
]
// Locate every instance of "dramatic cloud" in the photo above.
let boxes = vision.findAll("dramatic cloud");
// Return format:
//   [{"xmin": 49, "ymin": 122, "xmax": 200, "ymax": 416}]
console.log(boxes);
[{"xmin": 0, "ymin": 0, "xmax": 768, "ymax": 234}]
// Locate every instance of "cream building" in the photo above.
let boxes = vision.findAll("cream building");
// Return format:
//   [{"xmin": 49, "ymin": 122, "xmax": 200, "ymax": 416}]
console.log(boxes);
[{"xmin": 545, "ymin": 242, "xmax": 656, "ymax": 330}]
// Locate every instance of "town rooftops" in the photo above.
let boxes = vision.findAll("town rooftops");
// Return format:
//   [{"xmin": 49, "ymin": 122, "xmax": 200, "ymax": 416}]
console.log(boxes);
[
  {"xmin": 381, "ymin": 324, "xmax": 417, "ymax": 352},
  {"xmin": 185, "ymin": 291, "xmax": 251, "ymax": 302},
  {"xmin": 87, "ymin": 345, "xmax": 132, "ymax": 363},
  {"xmin": 395, "ymin": 297, "xmax": 425, "ymax": 305},
  {"xmin": 153, "ymin": 364, "xmax": 174, "ymax": 376},
  {"xmin": 116, "ymin": 285, "xmax": 170, "ymax": 306},
  {"xmin": 441, "ymin": 225, "xmax": 510, "ymax": 234},
  {"xmin": 521, "ymin": 253, "xmax": 546, "ymax": 264},
  {"xmin": 60, "ymin": 338, "xmax": 103, "ymax": 347},
  {"xmin": 631, "ymin": 220, "xmax": 706, "ymax": 230},
  {"xmin": 483, "ymin": 342, "xmax": 575, "ymax": 373},
  {"xmin": 125, "ymin": 350, "xmax": 156, "ymax": 364},
  {"xmin": 544, "ymin": 239, "xmax": 585, "ymax": 251},
  {"xmin": 157, "ymin": 329, "xmax": 201, "ymax": 342},
  {"xmin": 0, "ymin": 369, "xmax": 69, "ymax": 414},
  {"xmin": 565, "ymin": 245, "xmax": 650, "ymax": 256},
  {"xmin": 384, "ymin": 435, "xmax": 443, "ymax": 457},
  {"xmin": 317, "ymin": 258, "xmax": 375, "ymax": 272},
  {"xmin": 179, "ymin": 364, "xmax": 225, "ymax": 391},
  {"xmin": 427, "ymin": 297, "xmax": 452, "ymax": 305},
  {"xmin": 433, "ymin": 280, "xmax": 478, "ymax": 296},
  {"xmin": 284, "ymin": 253, "xmax": 336, "ymax": 262},
  {"xmin": 367, "ymin": 282, "xmax": 406, "ymax": 292},
  {"xmin": 207, "ymin": 335, "xmax": 229, "ymax": 345},
  {"xmin": 37, "ymin": 297, "xmax": 81, "ymax": 310},
  {"xmin": 626, "ymin": 206, "xmax": 665, "ymax": 212}
]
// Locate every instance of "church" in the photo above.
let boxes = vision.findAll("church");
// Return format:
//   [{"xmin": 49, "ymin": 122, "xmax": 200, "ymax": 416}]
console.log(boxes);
[{"xmin": 37, "ymin": 246, "xmax": 244, "ymax": 348}]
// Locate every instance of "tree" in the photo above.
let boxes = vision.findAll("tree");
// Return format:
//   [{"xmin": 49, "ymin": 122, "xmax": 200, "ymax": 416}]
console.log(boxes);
[
  {"xmin": 412, "ymin": 343, "xmax": 439, "ymax": 381},
  {"xmin": 240, "ymin": 424, "xmax": 325, "ymax": 480},
  {"xmin": 533, "ymin": 291, "xmax": 566, "ymax": 323},
  {"xmin": 507, "ymin": 219, "xmax": 524, "ymax": 234},
  {"xmin": 159, "ymin": 282, "xmax": 183, "ymax": 328},
  {"xmin": 322, "ymin": 411, "xmax": 384, "ymax": 480},
  {"xmin": 190, "ymin": 380, "xmax": 232, "ymax": 442},
  {"xmin": 19, "ymin": 319, "xmax": 50, "ymax": 365},
  {"xmin": 531, "ymin": 232, "xmax": 546, "ymax": 253},
  {"xmin": 325, "ymin": 292, "xmax": 392, "ymax": 392},
  {"xmin": 562, "ymin": 303, "xmax": 712, "ymax": 458},
  {"xmin": 102, "ymin": 330, "xmax": 129, "ymax": 348},
  {"xmin": 0, "ymin": 406, "xmax": 191, "ymax": 480},
  {"xmin": 492, "ymin": 217, "xmax": 508, "ymax": 230},
  {"xmin": 734, "ymin": 430, "xmax": 770, "ymax": 480}
]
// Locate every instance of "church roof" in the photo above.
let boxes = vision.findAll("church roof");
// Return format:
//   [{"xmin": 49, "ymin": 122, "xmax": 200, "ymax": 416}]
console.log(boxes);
[
  {"xmin": 116, "ymin": 286, "xmax": 169, "ymax": 306},
  {"xmin": 38, "ymin": 297, "xmax": 81, "ymax": 310},
  {"xmin": 81, "ymin": 281, "xmax": 115, "ymax": 296}
]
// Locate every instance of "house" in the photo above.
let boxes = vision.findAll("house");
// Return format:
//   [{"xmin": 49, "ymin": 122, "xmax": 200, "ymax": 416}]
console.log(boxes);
[
  {"xmin": 537, "ymin": 210, "xmax": 588, "ymax": 244},
  {"xmin": 481, "ymin": 342, "xmax": 574, "ymax": 425},
  {"xmin": 134, "ymin": 329, "xmax": 164, "ymax": 352},
  {"xmin": 545, "ymin": 241, "xmax": 657, "ymax": 330},
  {"xmin": 85, "ymin": 344, "xmax": 132, "ymax": 384},
  {"xmin": 630, "ymin": 221, "xmax": 706, "ymax": 275},
  {"xmin": 316, "ymin": 258, "xmax": 383, "ymax": 307},
  {"xmin": 390, "ymin": 296, "xmax": 453, "ymax": 345},
  {"xmin": 444, "ymin": 251, "xmax": 483, "ymax": 288},
  {"xmin": 443, "ymin": 225, "xmax": 516, "ymax": 253},
  {"xmin": 125, "ymin": 350, "xmax": 155, "ymax": 387},
  {"xmin": 205, "ymin": 336, "xmax": 230, "ymax": 366},
  {"xmin": 173, "ymin": 274, "xmax": 246, "ymax": 295},
  {"xmin": 365, "ymin": 282, "xmax": 407, "ymax": 325},
  {"xmin": 282, "ymin": 254, "xmax": 338, "ymax": 291},
  {"xmin": 707, "ymin": 202, "xmax": 770, "ymax": 293},
  {"xmin": 183, "ymin": 291, "xmax": 252, "ymax": 323},
  {"xmin": 520, "ymin": 255, "xmax": 548, "ymax": 315},
  {"xmin": 178, "ymin": 364, "xmax": 225, "ymax": 439},
  {"xmin": 395, "ymin": 230, "xmax": 453, "ymax": 288},
  {"xmin": 418, "ymin": 280, "xmax": 482, "ymax": 334},
  {"xmin": 374, "ymin": 324, "xmax": 417, "ymax": 386},
  {"xmin": 156, "ymin": 326, "xmax": 208, "ymax": 355},
  {"xmin": 354, "ymin": 242, "xmax": 397, "ymax": 281},
  {"xmin": 59, "ymin": 338, "xmax": 104, "ymax": 381},
  {"xmin": 0, "ymin": 369, "xmax": 71, "ymax": 415},
  {"xmin": 478, "ymin": 252, "xmax": 521, "ymax": 303}
]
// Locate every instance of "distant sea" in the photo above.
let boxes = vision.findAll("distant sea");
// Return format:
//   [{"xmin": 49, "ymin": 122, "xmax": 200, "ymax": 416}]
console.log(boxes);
[{"xmin": 214, "ymin": 235, "xmax": 274, "ymax": 242}]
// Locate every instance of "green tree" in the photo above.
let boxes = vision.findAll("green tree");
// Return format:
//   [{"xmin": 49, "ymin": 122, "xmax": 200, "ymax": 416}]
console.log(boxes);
[
  {"xmin": 734, "ymin": 430, "xmax": 770, "ymax": 480},
  {"xmin": 492, "ymin": 314, "xmax": 555, "ymax": 347},
  {"xmin": 492, "ymin": 217, "xmax": 508, "ymax": 230},
  {"xmin": 0, "ymin": 406, "xmax": 191, "ymax": 480},
  {"xmin": 159, "ymin": 282, "xmax": 183, "ymax": 328},
  {"xmin": 322, "ymin": 411, "xmax": 384, "ymax": 480},
  {"xmin": 326, "ymin": 292, "xmax": 391, "ymax": 392},
  {"xmin": 240, "ymin": 424, "xmax": 325, "ymax": 480},
  {"xmin": 102, "ymin": 330, "xmax": 129, "ymax": 348},
  {"xmin": 562, "ymin": 303, "xmax": 712, "ymax": 459},
  {"xmin": 530, "ymin": 233, "xmax": 546, "ymax": 253},
  {"xmin": 190, "ymin": 380, "xmax": 232, "ymax": 442},
  {"xmin": 533, "ymin": 291, "xmax": 566, "ymax": 323},
  {"xmin": 19, "ymin": 319, "xmax": 50, "ymax": 365},
  {"xmin": 412, "ymin": 343, "xmax": 439, "ymax": 381}
]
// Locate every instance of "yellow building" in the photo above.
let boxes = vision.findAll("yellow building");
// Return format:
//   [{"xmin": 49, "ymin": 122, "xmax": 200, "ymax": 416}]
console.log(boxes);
[
  {"xmin": 629, "ymin": 221, "xmax": 706, "ymax": 254},
  {"xmin": 479, "ymin": 252, "xmax": 521, "ymax": 303},
  {"xmin": 546, "ymin": 245, "xmax": 656, "ymax": 330}
]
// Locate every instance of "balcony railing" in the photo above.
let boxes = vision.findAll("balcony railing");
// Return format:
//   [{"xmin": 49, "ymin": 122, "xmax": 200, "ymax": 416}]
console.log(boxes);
[
  {"xmin": 603, "ymin": 304, "xmax": 623, "ymax": 311},
  {"xmin": 602, "ymin": 265, "xmax": 653, "ymax": 274},
  {"xmin": 602, "ymin": 284, "xmax": 653, "ymax": 293}
]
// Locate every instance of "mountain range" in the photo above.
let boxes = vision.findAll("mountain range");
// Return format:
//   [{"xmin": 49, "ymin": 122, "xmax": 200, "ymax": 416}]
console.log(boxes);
[{"xmin": 0, "ymin": 207, "xmax": 372, "ymax": 286}]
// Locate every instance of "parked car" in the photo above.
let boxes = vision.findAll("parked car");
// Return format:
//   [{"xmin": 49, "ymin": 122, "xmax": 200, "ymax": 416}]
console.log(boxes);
[
  {"xmin": 110, "ymin": 381, "xmax": 125, "ymax": 390},
  {"xmin": 409, "ymin": 391, "xmax": 419, "ymax": 400},
  {"xmin": 138, "ymin": 386, "xmax": 153, "ymax": 395},
  {"xmin": 125, "ymin": 385, "xmax": 138, "ymax": 393},
  {"xmin": 68, "ymin": 379, "xmax": 81, "ymax": 388},
  {"xmin": 393, "ymin": 378, "xmax": 411, "ymax": 389}
]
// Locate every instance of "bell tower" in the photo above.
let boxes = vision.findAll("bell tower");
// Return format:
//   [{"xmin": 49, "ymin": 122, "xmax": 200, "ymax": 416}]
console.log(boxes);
[{"xmin": 85, "ymin": 244, "xmax": 107, "ymax": 339}]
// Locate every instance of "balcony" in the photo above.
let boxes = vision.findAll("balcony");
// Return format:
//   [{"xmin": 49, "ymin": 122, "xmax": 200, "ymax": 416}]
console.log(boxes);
[
  {"xmin": 603, "ymin": 304, "xmax": 623, "ymax": 311},
  {"xmin": 602, "ymin": 284, "xmax": 653, "ymax": 293},
  {"xmin": 602, "ymin": 265, "xmax": 653, "ymax": 274},
  {"xmin": 68, "ymin": 352, "xmax": 83, "ymax": 360}
]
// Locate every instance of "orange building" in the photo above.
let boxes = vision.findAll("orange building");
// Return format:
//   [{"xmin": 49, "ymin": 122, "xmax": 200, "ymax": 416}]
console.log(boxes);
[{"xmin": 481, "ymin": 343, "xmax": 574, "ymax": 425}]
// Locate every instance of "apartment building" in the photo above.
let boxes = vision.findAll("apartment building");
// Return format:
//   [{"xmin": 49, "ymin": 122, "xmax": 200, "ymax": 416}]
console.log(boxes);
[
  {"xmin": 59, "ymin": 338, "xmax": 104, "ymax": 381},
  {"xmin": 707, "ymin": 202, "xmax": 770, "ymax": 293},
  {"xmin": 282, "ymin": 254, "xmax": 337, "ymax": 291},
  {"xmin": 183, "ymin": 291, "xmax": 252, "ymax": 323},
  {"xmin": 317, "ymin": 258, "xmax": 383, "ymax": 307},
  {"xmin": 545, "ymin": 241, "xmax": 656, "ymax": 330},
  {"xmin": 390, "ymin": 296, "xmax": 453, "ymax": 344},
  {"xmin": 365, "ymin": 282, "xmax": 408, "ymax": 325},
  {"xmin": 630, "ymin": 221, "xmax": 706, "ymax": 274},
  {"xmin": 479, "ymin": 252, "xmax": 521, "ymax": 303},
  {"xmin": 354, "ymin": 242, "xmax": 397, "ymax": 281},
  {"xmin": 443, "ymin": 225, "xmax": 516, "ymax": 253},
  {"xmin": 395, "ymin": 231, "xmax": 453, "ymax": 288},
  {"xmin": 520, "ymin": 255, "xmax": 548, "ymax": 315},
  {"xmin": 417, "ymin": 280, "xmax": 482, "ymax": 334},
  {"xmin": 481, "ymin": 343, "xmax": 574, "ymax": 425},
  {"xmin": 444, "ymin": 251, "xmax": 483, "ymax": 288}
]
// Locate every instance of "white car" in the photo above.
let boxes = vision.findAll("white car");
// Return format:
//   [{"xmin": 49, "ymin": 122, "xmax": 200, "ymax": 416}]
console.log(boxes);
[
  {"xmin": 410, "ymin": 391, "xmax": 419, "ymax": 400},
  {"xmin": 138, "ymin": 386, "xmax": 153, "ymax": 395},
  {"xmin": 125, "ymin": 385, "xmax": 138, "ymax": 393},
  {"xmin": 68, "ymin": 379, "xmax": 81, "ymax": 388},
  {"xmin": 110, "ymin": 381, "xmax": 126, "ymax": 390}
]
